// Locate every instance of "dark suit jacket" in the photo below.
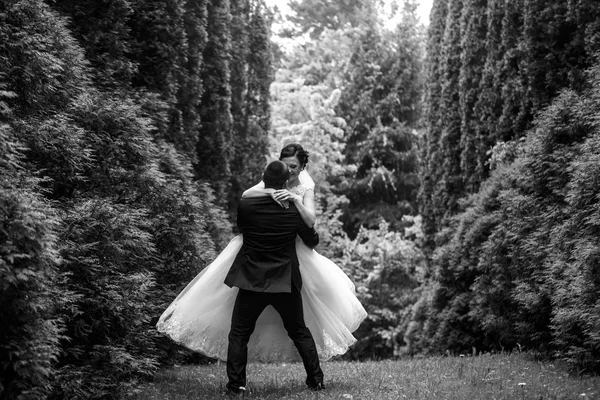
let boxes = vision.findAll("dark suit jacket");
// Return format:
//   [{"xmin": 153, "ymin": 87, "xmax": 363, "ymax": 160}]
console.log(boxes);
[{"xmin": 224, "ymin": 196, "xmax": 319, "ymax": 293}]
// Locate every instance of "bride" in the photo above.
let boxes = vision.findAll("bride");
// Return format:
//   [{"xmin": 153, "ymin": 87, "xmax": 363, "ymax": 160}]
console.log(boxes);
[{"xmin": 157, "ymin": 143, "xmax": 367, "ymax": 362}]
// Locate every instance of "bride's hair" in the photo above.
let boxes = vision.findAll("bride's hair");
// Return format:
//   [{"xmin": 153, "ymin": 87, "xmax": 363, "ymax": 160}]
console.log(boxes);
[{"xmin": 279, "ymin": 143, "xmax": 309, "ymax": 168}]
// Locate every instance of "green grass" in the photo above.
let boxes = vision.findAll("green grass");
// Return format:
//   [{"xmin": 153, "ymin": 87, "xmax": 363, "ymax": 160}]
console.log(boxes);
[{"xmin": 128, "ymin": 353, "xmax": 600, "ymax": 399}]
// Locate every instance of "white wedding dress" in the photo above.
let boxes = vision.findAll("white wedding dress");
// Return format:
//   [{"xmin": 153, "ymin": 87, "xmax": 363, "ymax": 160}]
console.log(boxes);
[{"xmin": 156, "ymin": 178, "xmax": 367, "ymax": 362}]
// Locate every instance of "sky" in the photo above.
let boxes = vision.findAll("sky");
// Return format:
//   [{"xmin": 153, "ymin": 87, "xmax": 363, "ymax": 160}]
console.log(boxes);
[
  {"xmin": 417, "ymin": 0, "xmax": 434, "ymax": 24},
  {"xmin": 264, "ymin": 0, "xmax": 434, "ymax": 26}
]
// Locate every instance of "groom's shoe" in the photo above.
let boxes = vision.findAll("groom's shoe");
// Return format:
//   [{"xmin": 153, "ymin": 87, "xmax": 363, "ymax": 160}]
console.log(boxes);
[
  {"xmin": 307, "ymin": 381, "xmax": 325, "ymax": 391},
  {"xmin": 225, "ymin": 384, "xmax": 247, "ymax": 396}
]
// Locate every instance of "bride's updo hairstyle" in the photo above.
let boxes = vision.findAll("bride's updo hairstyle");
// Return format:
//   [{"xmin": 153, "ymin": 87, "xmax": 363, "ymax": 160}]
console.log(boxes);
[{"xmin": 279, "ymin": 143, "xmax": 309, "ymax": 169}]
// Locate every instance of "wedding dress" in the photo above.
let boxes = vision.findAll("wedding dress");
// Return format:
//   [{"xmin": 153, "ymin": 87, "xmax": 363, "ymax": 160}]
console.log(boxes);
[{"xmin": 156, "ymin": 174, "xmax": 367, "ymax": 362}]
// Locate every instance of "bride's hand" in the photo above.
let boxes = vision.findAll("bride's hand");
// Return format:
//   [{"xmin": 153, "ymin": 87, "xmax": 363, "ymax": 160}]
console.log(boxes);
[
  {"xmin": 270, "ymin": 192, "xmax": 289, "ymax": 208},
  {"xmin": 273, "ymin": 189, "xmax": 302, "ymax": 204}
]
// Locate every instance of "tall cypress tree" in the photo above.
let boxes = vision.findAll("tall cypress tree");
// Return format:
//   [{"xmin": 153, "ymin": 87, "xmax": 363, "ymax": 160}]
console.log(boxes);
[
  {"xmin": 195, "ymin": 0, "xmax": 233, "ymax": 203},
  {"xmin": 226, "ymin": 0, "xmax": 271, "ymax": 216},
  {"xmin": 496, "ymin": 0, "xmax": 526, "ymax": 142},
  {"xmin": 458, "ymin": 0, "xmax": 487, "ymax": 193},
  {"xmin": 569, "ymin": 0, "xmax": 600, "ymax": 58},
  {"xmin": 433, "ymin": 0, "xmax": 463, "ymax": 222},
  {"xmin": 520, "ymin": 0, "xmax": 593, "ymax": 127},
  {"xmin": 177, "ymin": 0, "xmax": 209, "ymax": 163},
  {"xmin": 228, "ymin": 0, "xmax": 250, "ymax": 215},
  {"xmin": 49, "ymin": 0, "xmax": 136, "ymax": 88},
  {"xmin": 127, "ymin": 0, "xmax": 196, "ymax": 158},
  {"xmin": 419, "ymin": 0, "xmax": 449, "ymax": 248},
  {"xmin": 471, "ymin": 0, "xmax": 504, "ymax": 184}
]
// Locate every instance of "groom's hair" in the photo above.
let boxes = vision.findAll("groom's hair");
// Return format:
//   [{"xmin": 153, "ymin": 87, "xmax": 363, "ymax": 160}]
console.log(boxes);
[{"xmin": 263, "ymin": 160, "xmax": 290, "ymax": 189}]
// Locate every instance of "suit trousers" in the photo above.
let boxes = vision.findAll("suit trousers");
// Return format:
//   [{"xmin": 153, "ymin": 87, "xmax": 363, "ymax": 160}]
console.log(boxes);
[{"xmin": 226, "ymin": 287, "xmax": 324, "ymax": 388}]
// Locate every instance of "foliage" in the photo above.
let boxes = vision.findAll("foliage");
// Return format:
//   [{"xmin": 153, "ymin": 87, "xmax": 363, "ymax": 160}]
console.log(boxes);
[
  {"xmin": 49, "ymin": 0, "xmax": 137, "ymax": 88},
  {"xmin": 411, "ymin": 62, "xmax": 600, "ymax": 372},
  {"xmin": 0, "ymin": 0, "xmax": 249, "ymax": 397},
  {"xmin": 339, "ymin": 220, "xmax": 426, "ymax": 359},
  {"xmin": 418, "ymin": 0, "xmax": 600, "ymax": 371},
  {"xmin": 0, "ymin": 122, "xmax": 63, "ymax": 400}
]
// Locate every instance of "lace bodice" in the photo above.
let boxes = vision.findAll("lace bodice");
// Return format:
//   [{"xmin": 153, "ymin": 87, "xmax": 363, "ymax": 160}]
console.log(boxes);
[{"xmin": 287, "ymin": 183, "xmax": 312, "ymax": 198}]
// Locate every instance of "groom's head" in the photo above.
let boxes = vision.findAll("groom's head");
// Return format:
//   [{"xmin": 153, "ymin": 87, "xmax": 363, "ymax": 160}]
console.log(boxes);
[{"xmin": 263, "ymin": 160, "xmax": 290, "ymax": 189}]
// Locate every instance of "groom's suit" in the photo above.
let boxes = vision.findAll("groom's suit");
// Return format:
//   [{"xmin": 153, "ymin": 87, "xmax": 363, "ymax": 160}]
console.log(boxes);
[{"xmin": 224, "ymin": 196, "xmax": 324, "ymax": 390}]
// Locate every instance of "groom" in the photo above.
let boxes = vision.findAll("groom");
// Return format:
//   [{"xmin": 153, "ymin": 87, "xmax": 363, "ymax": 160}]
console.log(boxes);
[{"xmin": 224, "ymin": 160, "xmax": 325, "ymax": 395}]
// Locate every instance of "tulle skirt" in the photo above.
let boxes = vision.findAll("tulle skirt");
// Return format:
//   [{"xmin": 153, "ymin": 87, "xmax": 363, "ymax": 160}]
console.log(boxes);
[{"xmin": 156, "ymin": 235, "xmax": 367, "ymax": 362}]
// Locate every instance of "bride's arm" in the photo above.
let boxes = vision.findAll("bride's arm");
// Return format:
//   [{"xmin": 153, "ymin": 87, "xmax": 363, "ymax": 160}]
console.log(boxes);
[
  {"xmin": 297, "ymin": 190, "xmax": 316, "ymax": 228},
  {"xmin": 241, "ymin": 181, "xmax": 274, "ymax": 198}
]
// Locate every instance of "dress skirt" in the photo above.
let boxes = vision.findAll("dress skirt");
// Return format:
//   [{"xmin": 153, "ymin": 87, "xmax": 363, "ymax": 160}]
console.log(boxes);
[{"xmin": 156, "ymin": 235, "xmax": 367, "ymax": 362}]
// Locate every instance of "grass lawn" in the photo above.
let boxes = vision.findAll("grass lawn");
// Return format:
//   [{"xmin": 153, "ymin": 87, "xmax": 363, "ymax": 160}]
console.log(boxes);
[{"xmin": 128, "ymin": 353, "xmax": 600, "ymax": 399}]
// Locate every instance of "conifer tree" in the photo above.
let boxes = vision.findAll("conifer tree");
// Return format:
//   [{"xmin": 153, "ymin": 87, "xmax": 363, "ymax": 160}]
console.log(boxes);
[
  {"xmin": 434, "ymin": 0, "xmax": 463, "ymax": 220},
  {"xmin": 178, "ymin": 0, "xmax": 209, "ymax": 163},
  {"xmin": 2, "ymin": 1, "xmax": 231, "ymax": 397},
  {"xmin": 338, "ymin": 4, "xmax": 424, "ymax": 235},
  {"xmin": 127, "ymin": 0, "xmax": 197, "ymax": 159},
  {"xmin": 0, "ymin": 78, "xmax": 62, "ymax": 400},
  {"xmin": 470, "ymin": 0, "xmax": 504, "ymax": 187},
  {"xmin": 228, "ymin": 0, "xmax": 271, "ymax": 215},
  {"xmin": 458, "ymin": 0, "xmax": 487, "ymax": 193},
  {"xmin": 520, "ymin": 0, "xmax": 593, "ymax": 128},
  {"xmin": 195, "ymin": 0, "xmax": 233, "ymax": 203},
  {"xmin": 49, "ymin": 0, "xmax": 137, "ymax": 88},
  {"xmin": 497, "ymin": 0, "xmax": 525, "ymax": 142},
  {"xmin": 419, "ymin": 0, "xmax": 448, "ymax": 247},
  {"xmin": 569, "ymin": 0, "xmax": 600, "ymax": 58}
]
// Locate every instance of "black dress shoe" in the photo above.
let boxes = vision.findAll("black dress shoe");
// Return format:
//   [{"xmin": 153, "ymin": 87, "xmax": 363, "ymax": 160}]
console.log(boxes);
[{"xmin": 225, "ymin": 384, "xmax": 247, "ymax": 396}]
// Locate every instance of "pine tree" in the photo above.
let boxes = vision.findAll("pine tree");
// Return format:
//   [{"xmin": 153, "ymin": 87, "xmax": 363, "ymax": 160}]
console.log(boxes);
[{"xmin": 338, "ymin": 4, "xmax": 424, "ymax": 235}]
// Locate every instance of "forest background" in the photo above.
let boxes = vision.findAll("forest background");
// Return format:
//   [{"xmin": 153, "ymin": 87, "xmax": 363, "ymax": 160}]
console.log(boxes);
[{"xmin": 1, "ymin": 0, "xmax": 600, "ymax": 399}]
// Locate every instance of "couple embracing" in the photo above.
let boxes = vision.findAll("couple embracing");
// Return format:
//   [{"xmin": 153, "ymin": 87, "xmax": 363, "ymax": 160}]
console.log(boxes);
[{"xmin": 157, "ymin": 144, "xmax": 367, "ymax": 395}]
